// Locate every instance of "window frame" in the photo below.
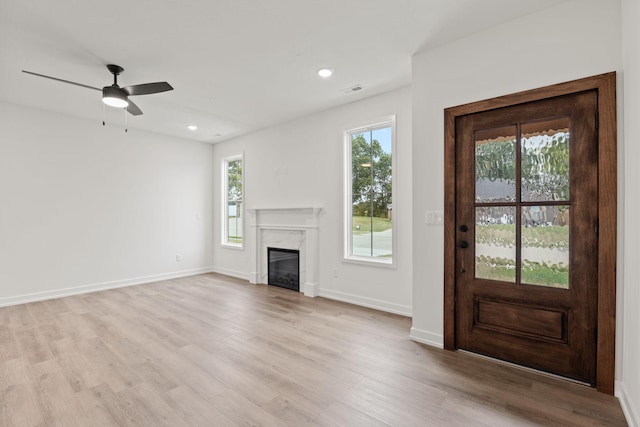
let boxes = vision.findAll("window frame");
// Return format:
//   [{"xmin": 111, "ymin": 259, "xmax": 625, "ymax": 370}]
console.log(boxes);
[
  {"xmin": 343, "ymin": 115, "xmax": 397, "ymax": 267},
  {"xmin": 221, "ymin": 154, "xmax": 244, "ymax": 249}
]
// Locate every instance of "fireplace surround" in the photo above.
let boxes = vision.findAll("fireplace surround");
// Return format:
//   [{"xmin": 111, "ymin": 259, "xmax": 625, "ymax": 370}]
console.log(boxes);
[{"xmin": 247, "ymin": 206, "xmax": 322, "ymax": 297}]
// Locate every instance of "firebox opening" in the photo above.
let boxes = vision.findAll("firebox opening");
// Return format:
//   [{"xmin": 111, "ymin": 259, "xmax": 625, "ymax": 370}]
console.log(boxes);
[{"xmin": 267, "ymin": 247, "xmax": 300, "ymax": 292}]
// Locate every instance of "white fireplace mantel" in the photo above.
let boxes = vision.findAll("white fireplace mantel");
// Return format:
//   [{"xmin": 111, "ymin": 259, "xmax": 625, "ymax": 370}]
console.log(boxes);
[{"xmin": 247, "ymin": 206, "xmax": 322, "ymax": 297}]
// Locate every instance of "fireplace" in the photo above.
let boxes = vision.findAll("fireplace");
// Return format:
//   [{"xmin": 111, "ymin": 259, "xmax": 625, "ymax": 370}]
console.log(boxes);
[
  {"xmin": 268, "ymin": 247, "xmax": 300, "ymax": 291},
  {"xmin": 247, "ymin": 206, "xmax": 322, "ymax": 297}
]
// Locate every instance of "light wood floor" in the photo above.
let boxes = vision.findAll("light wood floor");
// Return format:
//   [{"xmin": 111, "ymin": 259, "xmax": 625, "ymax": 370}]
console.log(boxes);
[{"xmin": 0, "ymin": 273, "xmax": 627, "ymax": 426}]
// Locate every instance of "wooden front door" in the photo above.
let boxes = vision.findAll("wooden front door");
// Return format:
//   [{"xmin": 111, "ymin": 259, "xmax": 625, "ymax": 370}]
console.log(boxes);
[
  {"xmin": 444, "ymin": 74, "xmax": 617, "ymax": 392},
  {"xmin": 455, "ymin": 91, "xmax": 597, "ymax": 383}
]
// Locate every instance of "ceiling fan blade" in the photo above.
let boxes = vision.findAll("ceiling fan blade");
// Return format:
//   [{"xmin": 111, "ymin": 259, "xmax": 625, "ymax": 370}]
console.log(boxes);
[
  {"xmin": 123, "ymin": 82, "xmax": 173, "ymax": 96},
  {"xmin": 22, "ymin": 70, "xmax": 101, "ymax": 91},
  {"xmin": 126, "ymin": 98, "xmax": 143, "ymax": 116}
]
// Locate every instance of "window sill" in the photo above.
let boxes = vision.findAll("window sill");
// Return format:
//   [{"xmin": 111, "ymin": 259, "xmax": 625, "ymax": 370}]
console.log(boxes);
[
  {"xmin": 343, "ymin": 255, "xmax": 395, "ymax": 268},
  {"xmin": 221, "ymin": 243, "xmax": 244, "ymax": 250}
]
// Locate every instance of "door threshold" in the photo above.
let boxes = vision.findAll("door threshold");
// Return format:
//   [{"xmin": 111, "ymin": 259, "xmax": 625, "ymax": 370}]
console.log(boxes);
[{"xmin": 457, "ymin": 349, "xmax": 592, "ymax": 388}]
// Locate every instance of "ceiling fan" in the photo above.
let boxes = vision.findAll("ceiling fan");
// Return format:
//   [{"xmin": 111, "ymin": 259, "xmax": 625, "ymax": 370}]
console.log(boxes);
[{"xmin": 22, "ymin": 64, "xmax": 173, "ymax": 116}]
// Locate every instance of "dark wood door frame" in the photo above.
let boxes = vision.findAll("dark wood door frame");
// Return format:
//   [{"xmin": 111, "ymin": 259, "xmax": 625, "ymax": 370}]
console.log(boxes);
[{"xmin": 443, "ymin": 72, "xmax": 617, "ymax": 394}]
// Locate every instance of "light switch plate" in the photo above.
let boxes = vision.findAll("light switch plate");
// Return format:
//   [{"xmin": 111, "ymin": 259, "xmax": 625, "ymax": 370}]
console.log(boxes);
[{"xmin": 425, "ymin": 211, "xmax": 444, "ymax": 225}]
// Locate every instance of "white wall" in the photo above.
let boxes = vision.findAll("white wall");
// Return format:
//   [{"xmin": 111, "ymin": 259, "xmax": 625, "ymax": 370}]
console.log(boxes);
[
  {"xmin": 411, "ymin": 0, "xmax": 625, "ymax": 379},
  {"xmin": 621, "ymin": 0, "xmax": 640, "ymax": 424},
  {"xmin": 0, "ymin": 102, "xmax": 214, "ymax": 305},
  {"xmin": 212, "ymin": 87, "xmax": 413, "ymax": 315}
]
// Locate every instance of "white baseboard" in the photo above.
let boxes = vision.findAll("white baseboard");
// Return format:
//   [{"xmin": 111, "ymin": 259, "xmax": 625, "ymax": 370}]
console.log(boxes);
[
  {"xmin": 0, "ymin": 266, "xmax": 215, "ymax": 308},
  {"xmin": 616, "ymin": 380, "xmax": 639, "ymax": 427},
  {"xmin": 409, "ymin": 327, "xmax": 444, "ymax": 348},
  {"xmin": 318, "ymin": 288, "xmax": 412, "ymax": 317},
  {"xmin": 210, "ymin": 266, "xmax": 251, "ymax": 282}
]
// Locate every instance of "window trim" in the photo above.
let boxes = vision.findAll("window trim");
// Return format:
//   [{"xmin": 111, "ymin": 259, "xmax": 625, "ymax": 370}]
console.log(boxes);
[
  {"xmin": 221, "ymin": 154, "xmax": 244, "ymax": 249},
  {"xmin": 343, "ymin": 115, "xmax": 397, "ymax": 267}
]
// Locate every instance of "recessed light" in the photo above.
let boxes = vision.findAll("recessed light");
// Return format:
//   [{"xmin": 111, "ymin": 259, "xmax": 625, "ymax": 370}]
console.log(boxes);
[
  {"xmin": 317, "ymin": 68, "xmax": 334, "ymax": 78},
  {"xmin": 187, "ymin": 125, "xmax": 198, "ymax": 131}
]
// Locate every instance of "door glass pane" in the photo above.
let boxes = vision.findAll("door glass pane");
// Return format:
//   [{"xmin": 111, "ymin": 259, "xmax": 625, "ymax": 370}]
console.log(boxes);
[
  {"xmin": 475, "ymin": 206, "xmax": 516, "ymax": 283},
  {"xmin": 475, "ymin": 126, "xmax": 517, "ymax": 203},
  {"xmin": 521, "ymin": 118, "xmax": 570, "ymax": 202},
  {"xmin": 521, "ymin": 206, "xmax": 570, "ymax": 288}
]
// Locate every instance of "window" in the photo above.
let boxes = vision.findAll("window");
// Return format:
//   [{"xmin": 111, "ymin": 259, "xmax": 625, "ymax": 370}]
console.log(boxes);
[
  {"xmin": 344, "ymin": 118, "xmax": 395, "ymax": 264},
  {"xmin": 222, "ymin": 155, "xmax": 243, "ymax": 247}
]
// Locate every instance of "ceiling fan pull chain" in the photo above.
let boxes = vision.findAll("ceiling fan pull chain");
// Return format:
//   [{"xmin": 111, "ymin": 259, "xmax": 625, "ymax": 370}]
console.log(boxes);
[{"xmin": 124, "ymin": 108, "xmax": 128, "ymax": 132}]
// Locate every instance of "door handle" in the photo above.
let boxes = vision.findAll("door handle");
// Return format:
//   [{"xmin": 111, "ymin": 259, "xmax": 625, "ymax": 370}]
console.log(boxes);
[{"xmin": 458, "ymin": 240, "xmax": 469, "ymax": 249}]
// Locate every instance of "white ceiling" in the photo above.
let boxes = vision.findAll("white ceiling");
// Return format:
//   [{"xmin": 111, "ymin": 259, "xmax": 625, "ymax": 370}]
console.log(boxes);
[{"xmin": 0, "ymin": 0, "xmax": 567, "ymax": 143}]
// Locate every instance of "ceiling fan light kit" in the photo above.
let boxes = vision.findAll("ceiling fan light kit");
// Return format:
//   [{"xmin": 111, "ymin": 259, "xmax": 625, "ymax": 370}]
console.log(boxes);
[{"xmin": 102, "ymin": 86, "xmax": 129, "ymax": 108}]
